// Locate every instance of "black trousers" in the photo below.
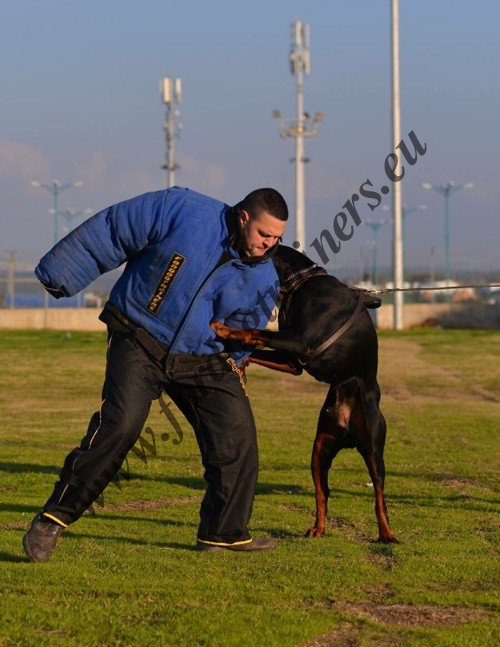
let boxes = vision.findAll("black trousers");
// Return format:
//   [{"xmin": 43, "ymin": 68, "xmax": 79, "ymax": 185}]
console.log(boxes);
[{"xmin": 42, "ymin": 331, "xmax": 258, "ymax": 544}]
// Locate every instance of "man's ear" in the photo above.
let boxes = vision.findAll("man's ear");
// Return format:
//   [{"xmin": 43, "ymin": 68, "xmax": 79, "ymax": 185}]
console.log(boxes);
[{"xmin": 239, "ymin": 209, "xmax": 251, "ymax": 226}]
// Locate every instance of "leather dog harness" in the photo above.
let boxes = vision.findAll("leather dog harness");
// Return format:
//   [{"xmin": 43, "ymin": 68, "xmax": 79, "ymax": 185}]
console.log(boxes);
[
  {"xmin": 279, "ymin": 266, "xmax": 366, "ymax": 361},
  {"xmin": 305, "ymin": 293, "xmax": 364, "ymax": 359}
]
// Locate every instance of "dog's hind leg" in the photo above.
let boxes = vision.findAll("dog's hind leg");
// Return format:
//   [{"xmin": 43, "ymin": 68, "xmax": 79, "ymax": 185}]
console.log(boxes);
[
  {"xmin": 354, "ymin": 387, "xmax": 398, "ymax": 544},
  {"xmin": 306, "ymin": 386, "xmax": 351, "ymax": 538}
]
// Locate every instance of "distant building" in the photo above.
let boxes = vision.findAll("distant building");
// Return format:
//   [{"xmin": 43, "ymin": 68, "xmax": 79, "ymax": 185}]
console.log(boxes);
[{"xmin": 83, "ymin": 292, "xmax": 103, "ymax": 308}]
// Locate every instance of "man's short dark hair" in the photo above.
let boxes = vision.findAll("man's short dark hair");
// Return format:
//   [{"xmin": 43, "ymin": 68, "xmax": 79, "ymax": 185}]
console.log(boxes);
[{"xmin": 237, "ymin": 188, "xmax": 288, "ymax": 222}]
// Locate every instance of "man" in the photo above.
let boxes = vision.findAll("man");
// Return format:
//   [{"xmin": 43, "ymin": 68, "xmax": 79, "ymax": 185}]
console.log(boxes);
[{"xmin": 23, "ymin": 186, "xmax": 288, "ymax": 562}]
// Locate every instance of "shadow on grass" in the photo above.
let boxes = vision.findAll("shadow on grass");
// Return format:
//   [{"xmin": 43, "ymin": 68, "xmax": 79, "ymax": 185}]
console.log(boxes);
[
  {"xmin": 0, "ymin": 503, "xmax": 41, "ymax": 514},
  {"xmin": 158, "ymin": 477, "xmax": 496, "ymax": 515},
  {"xmin": 64, "ymin": 532, "xmax": 198, "ymax": 550},
  {"xmin": 157, "ymin": 475, "xmax": 205, "ymax": 489},
  {"xmin": 2, "ymin": 490, "xmax": 495, "ymax": 522},
  {"xmin": 256, "ymin": 482, "xmax": 306, "ymax": 495},
  {"xmin": 254, "ymin": 527, "xmax": 300, "ymax": 539},
  {"xmin": 304, "ymin": 463, "xmax": 488, "ymax": 483},
  {"xmin": 0, "ymin": 462, "xmax": 60, "ymax": 475},
  {"xmin": 329, "ymin": 487, "xmax": 498, "ymax": 513},
  {"xmin": 162, "ymin": 542, "xmax": 199, "ymax": 551},
  {"xmin": 0, "ymin": 551, "xmax": 27, "ymax": 563},
  {"xmin": 88, "ymin": 513, "xmax": 194, "ymax": 528},
  {"xmin": 0, "ymin": 461, "xmax": 491, "ymax": 492},
  {"xmin": 158, "ymin": 475, "xmax": 308, "ymax": 495}
]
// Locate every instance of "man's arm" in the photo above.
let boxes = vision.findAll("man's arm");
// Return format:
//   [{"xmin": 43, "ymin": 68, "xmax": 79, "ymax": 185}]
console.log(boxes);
[{"xmin": 35, "ymin": 188, "xmax": 186, "ymax": 297}]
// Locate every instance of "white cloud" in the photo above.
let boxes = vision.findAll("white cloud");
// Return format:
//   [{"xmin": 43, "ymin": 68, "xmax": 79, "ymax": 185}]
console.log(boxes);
[
  {"xmin": 74, "ymin": 150, "xmax": 109, "ymax": 188},
  {"xmin": 0, "ymin": 141, "xmax": 51, "ymax": 184},
  {"xmin": 179, "ymin": 155, "xmax": 228, "ymax": 194},
  {"xmin": 73, "ymin": 150, "xmax": 161, "ymax": 206},
  {"xmin": 307, "ymin": 164, "xmax": 354, "ymax": 205},
  {"xmin": 74, "ymin": 150, "xmax": 229, "ymax": 203}
]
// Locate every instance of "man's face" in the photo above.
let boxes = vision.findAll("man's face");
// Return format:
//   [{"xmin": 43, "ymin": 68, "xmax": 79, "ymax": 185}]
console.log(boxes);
[{"xmin": 238, "ymin": 209, "xmax": 286, "ymax": 257}]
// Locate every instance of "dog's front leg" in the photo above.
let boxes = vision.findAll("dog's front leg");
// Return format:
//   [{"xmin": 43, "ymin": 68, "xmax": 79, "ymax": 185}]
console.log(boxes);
[
  {"xmin": 210, "ymin": 321, "xmax": 270, "ymax": 346},
  {"xmin": 212, "ymin": 322, "xmax": 305, "ymax": 355}
]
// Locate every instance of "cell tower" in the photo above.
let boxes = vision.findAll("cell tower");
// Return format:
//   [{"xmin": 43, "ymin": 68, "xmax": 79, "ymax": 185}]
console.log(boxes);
[{"xmin": 273, "ymin": 19, "xmax": 323, "ymax": 250}]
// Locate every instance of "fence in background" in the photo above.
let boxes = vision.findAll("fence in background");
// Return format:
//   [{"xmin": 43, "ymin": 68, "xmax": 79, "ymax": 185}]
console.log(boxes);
[{"xmin": 1, "ymin": 302, "xmax": 499, "ymax": 331}]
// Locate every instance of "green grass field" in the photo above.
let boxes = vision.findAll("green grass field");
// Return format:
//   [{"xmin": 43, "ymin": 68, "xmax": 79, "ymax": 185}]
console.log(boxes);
[{"xmin": 0, "ymin": 328, "xmax": 498, "ymax": 646}]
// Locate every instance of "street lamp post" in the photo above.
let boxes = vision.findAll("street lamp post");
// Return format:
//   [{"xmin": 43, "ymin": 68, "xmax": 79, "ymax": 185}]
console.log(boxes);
[
  {"xmin": 59, "ymin": 208, "xmax": 93, "ymax": 236},
  {"xmin": 31, "ymin": 180, "xmax": 83, "ymax": 245},
  {"xmin": 160, "ymin": 77, "xmax": 182, "ymax": 188},
  {"xmin": 402, "ymin": 203, "xmax": 427, "ymax": 282},
  {"xmin": 272, "ymin": 19, "xmax": 323, "ymax": 251},
  {"xmin": 391, "ymin": 0, "xmax": 403, "ymax": 329},
  {"xmin": 31, "ymin": 179, "xmax": 83, "ymax": 310},
  {"xmin": 422, "ymin": 181, "xmax": 473, "ymax": 301},
  {"xmin": 6, "ymin": 251, "xmax": 15, "ymax": 309},
  {"xmin": 364, "ymin": 219, "xmax": 390, "ymax": 286},
  {"xmin": 58, "ymin": 209, "xmax": 92, "ymax": 306}
]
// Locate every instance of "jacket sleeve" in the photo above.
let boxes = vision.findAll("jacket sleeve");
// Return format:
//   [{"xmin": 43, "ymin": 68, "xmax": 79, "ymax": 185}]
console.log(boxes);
[{"xmin": 35, "ymin": 188, "xmax": 187, "ymax": 297}]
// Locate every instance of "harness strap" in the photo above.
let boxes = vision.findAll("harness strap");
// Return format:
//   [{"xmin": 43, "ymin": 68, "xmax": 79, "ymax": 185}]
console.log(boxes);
[
  {"xmin": 280, "ymin": 265, "xmax": 327, "ymax": 294},
  {"xmin": 305, "ymin": 293, "xmax": 364, "ymax": 359},
  {"xmin": 280, "ymin": 266, "xmax": 327, "ymax": 323}
]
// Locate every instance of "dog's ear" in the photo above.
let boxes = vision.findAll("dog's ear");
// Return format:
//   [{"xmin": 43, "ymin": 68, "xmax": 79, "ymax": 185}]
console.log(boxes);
[
  {"xmin": 349, "ymin": 288, "xmax": 381, "ymax": 309},
  {"xmin": 362, "ymin": 293, "xmax": 382, "ymax": 309}
]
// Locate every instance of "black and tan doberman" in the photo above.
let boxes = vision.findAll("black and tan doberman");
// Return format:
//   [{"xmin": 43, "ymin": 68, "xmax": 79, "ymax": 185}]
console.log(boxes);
[{"xmin": 212, "ymin": 244, "xmax": 398, "ymax": 543}]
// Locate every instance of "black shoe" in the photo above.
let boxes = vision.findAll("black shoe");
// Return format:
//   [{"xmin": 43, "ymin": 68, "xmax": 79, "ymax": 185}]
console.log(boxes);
[
  {"xmin": 23, "ymin": 513, "xmax": 65, "ymax": 563},
  {"xmin": 196, "ymin": 537, "xmax": 276, "ymax": 552}
]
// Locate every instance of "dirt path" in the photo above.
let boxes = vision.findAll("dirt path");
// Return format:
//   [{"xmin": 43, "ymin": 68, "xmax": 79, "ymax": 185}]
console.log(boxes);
[{"xmin": 378, "ymin": 339, "xmax": 498, "ymax": 404}]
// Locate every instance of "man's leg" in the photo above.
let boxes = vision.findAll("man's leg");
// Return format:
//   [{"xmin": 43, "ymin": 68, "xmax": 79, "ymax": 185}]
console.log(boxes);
[
  {"xmin": 165, "ymin": 355, "xmax": 274, "ymax": 550},
  {"xmin": 23, "ymin": 331, "xmax": 164, "ymax": 561}
]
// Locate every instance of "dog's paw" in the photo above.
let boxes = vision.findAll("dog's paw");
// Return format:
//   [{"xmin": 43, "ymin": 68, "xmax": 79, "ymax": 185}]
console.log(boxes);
[
  {"xmin": 305, "ymin": 526, "xmax": 325, "ymax": 538},
  {"xmin": 210, "ymin": 321, "xmax": 230, "ymax": 338},
  {"xmin": 377, "ymin": 533, "xmax": 400, "ymax": 544}
]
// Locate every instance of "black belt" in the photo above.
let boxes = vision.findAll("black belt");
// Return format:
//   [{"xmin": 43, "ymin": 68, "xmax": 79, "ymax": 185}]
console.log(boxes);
[
  {"xmin": 99, "ymin": 303, "xmax": 169, "ymax": 363},
  {"xmin": 99, "ymin": 302, "xmax": 226, "ymax": 368}
]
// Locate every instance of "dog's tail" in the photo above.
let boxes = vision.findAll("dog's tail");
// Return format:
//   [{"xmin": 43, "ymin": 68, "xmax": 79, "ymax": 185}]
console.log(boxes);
[{"xmin": 325, "ymin": 376, "xmax": 367, "ymax": 447}]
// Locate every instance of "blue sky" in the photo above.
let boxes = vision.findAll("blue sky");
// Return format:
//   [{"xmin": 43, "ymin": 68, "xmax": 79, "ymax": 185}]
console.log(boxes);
[{"xmin": 1, "ymin": 0, "xmax": 499, "ymax": 276}]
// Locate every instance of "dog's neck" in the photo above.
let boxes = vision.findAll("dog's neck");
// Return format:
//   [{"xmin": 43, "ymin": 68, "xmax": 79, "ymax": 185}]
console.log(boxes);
[{"xmin": 272, "ymin": 245, "xmax": 317, "ymax": 285}]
